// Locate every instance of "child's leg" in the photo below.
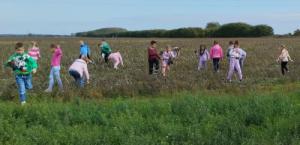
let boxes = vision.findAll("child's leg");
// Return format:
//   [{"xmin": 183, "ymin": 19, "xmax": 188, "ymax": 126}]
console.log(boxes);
[
  {"xmin": 213, "ymin": 59, "xmax": 217, "ymax": 72},
  {"xmin": 198, "ymin": 59, "xmax": 202, "ymax": 70},
  {"xmin": 15, "ymin": 75, "xmax": 26, "ymax": 102},
  {"xmin": 235, "ymin": 60, "xmax": 243, "ymax": 80},
  {"xmin": 53, "ymin": 66, "xmax": 63, "ymax": 90},
  {"xmin": 162, "ymin": 64, "xmax": 166, "ymax": 77},
  {"xmin": 148, "ymin": 60, "xmax": 154, "ymax": 74},
  {"xmin": 24, "ymin": 74, "xmax": 33, "ymax": 90},
  {"xmin": 227, "ymin": 59, "xmax": 235, "ymax": 80},
  {"xmin": 216, "ymin": 58, "xmax": 220, "ymax": 71},
  {"xmin": 281, "ymin": 62, "xmax": 287, "ymax": 75},
  {"xmin": 154, "ymin": 59, "xmax": 160, "ymax": 72},
  {"xmin": 47, "ymin": 67, "xmax": 55, "ymax": 91},
  {"xmin": 201, "ymin": 60, "xmax": 207, "ymax": 69},
  {"xmin": 114, "ymin": 60, "xmax": 120, "ymax": 69}
]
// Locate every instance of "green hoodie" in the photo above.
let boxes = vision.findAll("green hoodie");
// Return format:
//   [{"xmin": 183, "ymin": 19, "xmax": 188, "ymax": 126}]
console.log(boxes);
[
  {"xmin": 5, "ymin": 52, "xmax": 38, "ymax": 75},
  {"xmin": 101, "ymin": 42, "xmax": 112, "ymax": 54}
]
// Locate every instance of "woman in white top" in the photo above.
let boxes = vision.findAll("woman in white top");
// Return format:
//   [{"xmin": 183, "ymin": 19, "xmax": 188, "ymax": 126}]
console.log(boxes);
[{"xmin": 277, "ymin": 45, "xmax": 293, "ymax": 75}]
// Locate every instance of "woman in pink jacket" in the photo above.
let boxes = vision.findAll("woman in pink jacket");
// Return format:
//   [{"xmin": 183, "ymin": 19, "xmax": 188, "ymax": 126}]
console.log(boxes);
[
  {"xmin": 210, "ymin": 41, "xmax": 223, "ymax": 72},
  {"xmin": 68, "ymin": 57, "xmax": 90, "ymax": 87}
]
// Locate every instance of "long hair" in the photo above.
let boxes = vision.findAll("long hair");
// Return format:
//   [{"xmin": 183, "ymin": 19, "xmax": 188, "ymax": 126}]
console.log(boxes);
[{"xmin": 199, "ymin": 45, "xmax": 207, "ymax": 56}]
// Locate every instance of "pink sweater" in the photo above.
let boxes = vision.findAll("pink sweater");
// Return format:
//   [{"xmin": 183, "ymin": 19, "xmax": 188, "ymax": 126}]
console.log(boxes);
[
  {"xmin": 108, "ymin": 52, "xmax": 123, "ymax": 65},
  {"xmin": 51, "ymin": 47, "xmax": 63, "ymax": 66},
  {"xmin": 210, "ymin": 44, "xmax": 223, "ymax": 59},
  {"xmin": 28, "ymin": 47, "xmax": 41, "ymax": 60},
  {"xmin": 69, "ymin": 59, "xmax": 89, "ymax": 80}
]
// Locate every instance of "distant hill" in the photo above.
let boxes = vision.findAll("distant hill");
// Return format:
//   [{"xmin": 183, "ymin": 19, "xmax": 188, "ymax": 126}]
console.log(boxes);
[{"xmin": 76, "ymin": 27, "xmax": 128, "ymax": 37}]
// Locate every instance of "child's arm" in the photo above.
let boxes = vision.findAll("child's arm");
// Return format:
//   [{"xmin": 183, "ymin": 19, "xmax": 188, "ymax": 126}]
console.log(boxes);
[
  {"xmin": 27, "ymin": 56, "xmax": 38, "ymax": 73},
  {"xmin": 83, "ymin": 65, "xmax": 89, "ymax": 83},
  {"xmin": 287, "ymin": 52, "xmax": 293, "ymax": 62}
]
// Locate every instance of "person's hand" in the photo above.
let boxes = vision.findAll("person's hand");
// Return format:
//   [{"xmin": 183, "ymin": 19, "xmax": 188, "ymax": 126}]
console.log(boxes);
[{"xmin": 32, "ymin": 69, "xmax": 37, "ymax": 74}]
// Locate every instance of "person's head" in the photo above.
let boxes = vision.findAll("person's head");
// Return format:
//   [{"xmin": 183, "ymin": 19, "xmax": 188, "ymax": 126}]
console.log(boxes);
[
  {"xmin": 199, "ymin": 45, "xmax": 206, "ymax": 52},
  {"xmin": 31, "ymin": 41, "xmax": 38, "ymax": 47},
  {"xmin": 79, "ymin": 40, "xmax": 85, "ymax": 45},
  {"xmin": 213, "ymin": 40, "xmax": 218, "ymax": 45},
  {"xmin": 166, "ymin": 45, "xmax": 172, "ymax": 52},
  {"xmin": 229, "ymin": 41, "xmax": 234, "ymax": 46},
  {"xmin": 81, "ymin": 56, "xmax": 91, "ymax": 64},
  {"xmin": 280, "ymin": 44, "xmax": 287, "ymax": 50},
  {"xmin": 15, "ymin": 42, "xmax": 25, "ymax": 54},
  {"xmin": 150, "ymin": 40, "xmax": 157, "ymax": 47},
  {"xmin": 50, "ymin": 44, "xmax": 57, "ymax": 52},
  {"xmin": 234, "ymin": 40, "xmax": 239, "ymax": 48}
]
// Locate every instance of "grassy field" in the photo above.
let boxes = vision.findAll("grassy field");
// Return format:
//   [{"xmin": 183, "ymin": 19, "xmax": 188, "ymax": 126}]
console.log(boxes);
[
  {"xmin": 0, "ymin": 37, "xmax": 300, "ymax": 100},
  {"xmin": 0, "ymin": 37, "xmax": 299, "ymax": 144}
]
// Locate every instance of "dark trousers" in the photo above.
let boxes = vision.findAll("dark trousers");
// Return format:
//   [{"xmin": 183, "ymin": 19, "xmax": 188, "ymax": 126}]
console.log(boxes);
[
  {"xmin": 213, "ymin": 58, "xmax": 220, "ymax": 72},
  {"xmin": 148, "ymin": 59, "xmax": 159, "ymax": 74},
  {"xmin": 281, "ymin": 61, "xmax": 288, "ymax": 75},
  {"xmin": 103, "ymin": 52, "xmax": 111, "ymax": 63},
  {"xmin": 69, "ymin": 70, "xmax": 84, "ymax": 87}
]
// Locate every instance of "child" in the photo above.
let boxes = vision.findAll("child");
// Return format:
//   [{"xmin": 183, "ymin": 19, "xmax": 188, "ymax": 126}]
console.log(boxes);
[
  {"xmin": 277, "ymin": 45, "xmax": 293, "ymax": 75},
  {"xmin": 108, "ymin": 52, "xmax": 124, "ymax": 69},
  {"xmin": 226, "ymin": 41, "xmax": 234, "ymax": 61},
  {"xmin": 227, "ymin": 41, "xmax": 243, "ymax": 82},
  {"xmin": 210, "ymin": 41, "xmax": 223, "ymax": 72},
  {"xmin": 45, "ymin": 44, "xmax": 63, "ymax": 92},
  {"xmin": 148, "ymin": 40, "xmax": 160, "ymax": 75},
  {"xmin": 5, "ymin": 42, "xmax": 38, "ymax": 105},
  {"xmin": 161, "ymin": 45, "xmax": 174, "ymax": 77},
  {"xmin": 28, "ymin": 41, "xmax": 41, "ymax": 61},
  {"xmin": 100, "ymin": 39, "xmax": 112, "ymax": 63},
  {"xmin": 79, "ymin": 40, "xmax": 91, "ymax": 59},
  {"xmin": 68, "ymin": 57, "xmax": 90, "ymax": 88},
  {"xmin": 196, "ymin": 45, "xmax": 210, "ymax": 70}
]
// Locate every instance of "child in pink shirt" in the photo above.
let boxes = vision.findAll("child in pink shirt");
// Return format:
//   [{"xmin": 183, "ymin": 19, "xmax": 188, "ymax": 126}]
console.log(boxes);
[
  {"xmin": 28, "ymin": 41, "xmax": 41, "ymax": 61},
  {"xmin": 45, "ymin": 44, "xmax": 63, "ymax": 92},
  {"xmin": 108, "ymin": 52, "xmax": 123, "ymax": 69},
  {"xmin": 210, "ymin": 41, "xmax": 223, "ymax": 72}
]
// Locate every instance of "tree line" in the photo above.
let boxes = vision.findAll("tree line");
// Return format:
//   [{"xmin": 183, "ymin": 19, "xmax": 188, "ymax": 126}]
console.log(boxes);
[{"xmin": 76, "ymin": 22, "xmax": 276, "ymax": 38}]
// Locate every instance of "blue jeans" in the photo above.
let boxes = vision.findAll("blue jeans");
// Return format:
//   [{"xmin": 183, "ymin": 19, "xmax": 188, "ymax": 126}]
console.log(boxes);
[
  {"xmin": 15, "ymin": 74, "xmax": 33, "ymax": 102},
  {"xmin": 69, "ymin": 70, "xmax": 84, "ymax": 87},
  {"xmin": 47, "ymin": 66, "xmax": 63, "ymax": 90}
]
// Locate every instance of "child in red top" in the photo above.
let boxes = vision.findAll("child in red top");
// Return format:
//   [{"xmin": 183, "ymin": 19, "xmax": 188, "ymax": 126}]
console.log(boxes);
[{"xmin": 148, "ymin": 41, "xmax": 160, "ymax": 74}]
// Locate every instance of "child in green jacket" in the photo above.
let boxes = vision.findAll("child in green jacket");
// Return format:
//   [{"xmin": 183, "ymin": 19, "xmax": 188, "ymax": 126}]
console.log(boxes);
[{"xmin": 5, "ymin": 42, "xmax": 38, "ymax": 105}]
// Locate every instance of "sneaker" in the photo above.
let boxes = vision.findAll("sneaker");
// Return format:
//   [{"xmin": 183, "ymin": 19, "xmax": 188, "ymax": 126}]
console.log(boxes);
[
  {"xmin": 44, "ymin": 89, "xmax": 52, "ymax": 93},
  {"xmin": 21, "ymin": 101, "xmax": 26, "ymax": 106}
]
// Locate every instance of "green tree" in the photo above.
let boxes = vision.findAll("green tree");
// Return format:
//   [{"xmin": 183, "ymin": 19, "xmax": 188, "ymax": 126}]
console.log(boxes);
[
  {"xmin": 294, "ymin": 29, "xmax": 300, "ymax": 36},
  {"xmin": 251, "ymin": 25, "xmax": 274, "ymax": 37}
]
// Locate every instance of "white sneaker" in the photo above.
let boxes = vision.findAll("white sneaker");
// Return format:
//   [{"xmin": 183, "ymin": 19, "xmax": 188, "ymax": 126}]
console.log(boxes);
[
  {"xmin": 44, "ymin": 89, "xmax": 52, "ymax": 93},
  {"xmin": 21, "ymin": 101, "xmax": 26, "ymax": 106}
]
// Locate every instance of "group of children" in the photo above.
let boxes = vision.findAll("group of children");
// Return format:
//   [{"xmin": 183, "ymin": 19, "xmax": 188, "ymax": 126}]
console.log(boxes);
[
  {"xmin": 4, "ymin": 40, "xmax": 120, "ymax": 105},
  {"xmin": 4, "ymin": 39, "xmax": 294, "ymax": 105},
  {"xmin": 148, "ymin": 40, "xmax": 293, "ymax": 83}
]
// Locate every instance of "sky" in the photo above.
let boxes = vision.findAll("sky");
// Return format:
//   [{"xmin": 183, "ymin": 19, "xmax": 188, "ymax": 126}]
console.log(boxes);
[{"xmin": 1, "ymin": 0, "xmax": 300, "ymax": 35}]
